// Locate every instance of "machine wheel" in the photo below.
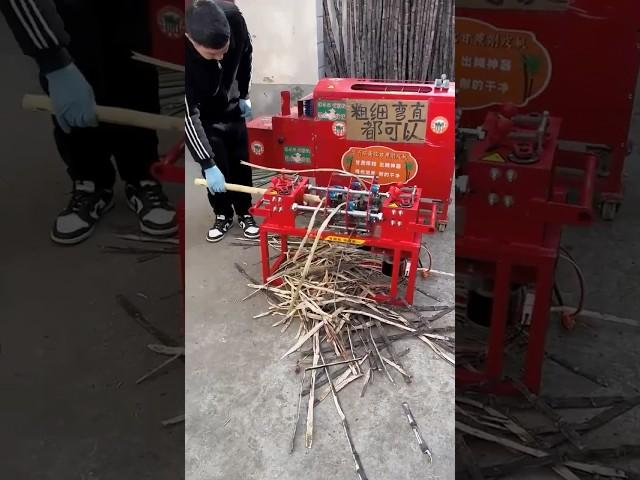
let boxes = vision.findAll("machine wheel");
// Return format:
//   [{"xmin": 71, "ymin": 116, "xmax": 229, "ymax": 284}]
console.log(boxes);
[
  {"xmin": 600, "ymin": 201, "xmax": 620, "ymax": 221},
  {"xmin": 437, "ymin": 222, "xmax": 448, "ymax": 232}
]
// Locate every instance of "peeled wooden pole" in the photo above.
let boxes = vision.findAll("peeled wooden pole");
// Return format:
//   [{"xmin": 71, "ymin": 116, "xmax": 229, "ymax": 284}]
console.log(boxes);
[
  {"xmin": 22, "ymin": 94, "xmax": 183, "ymax": 132},
  {"xmin": 193, "ymin": 178, "xmax": 322, "ymax": 204}
]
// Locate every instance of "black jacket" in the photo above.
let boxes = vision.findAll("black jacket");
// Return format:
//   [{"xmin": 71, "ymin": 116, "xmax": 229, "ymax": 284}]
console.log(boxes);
[
  {"xmin": 1, "ymin": 1, "xmax": 152, "ymax": 73},
  {"xmin": 0, "ymin": 0, "xmax": 71, "ymax": 74},
  {"xmin": 185, "ymin": 1, "xmax": 252, "ymax": 170}
]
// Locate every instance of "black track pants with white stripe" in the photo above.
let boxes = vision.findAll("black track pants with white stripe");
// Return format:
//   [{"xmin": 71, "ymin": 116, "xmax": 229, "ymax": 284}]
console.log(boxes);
[
  {"xmin": 200, "ymin": 120, "xmax": 253, "ymax": 218},
  {"xmin": 40, "ymin": 2, "xmax": 160, "ymax": 188}
]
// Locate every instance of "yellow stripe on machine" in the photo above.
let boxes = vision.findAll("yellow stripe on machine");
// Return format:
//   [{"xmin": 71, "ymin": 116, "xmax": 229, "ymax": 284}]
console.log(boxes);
[{"xmin": 323, "ymin": 235, "xmax": 366, "ymax": 245}]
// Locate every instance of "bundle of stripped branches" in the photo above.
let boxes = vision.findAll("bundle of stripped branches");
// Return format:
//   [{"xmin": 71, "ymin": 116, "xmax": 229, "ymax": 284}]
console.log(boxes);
[{"xmin": 323, "ymin": 0, "xmax": 454, "ymax": 81}]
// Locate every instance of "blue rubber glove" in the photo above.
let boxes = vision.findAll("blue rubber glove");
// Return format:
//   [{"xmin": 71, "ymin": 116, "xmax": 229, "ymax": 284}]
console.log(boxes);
[
  {"xmin": 239, "ymin": 98, "xmax": 252, "ymax": 119},
  {"xmin": 204, "ymin": 165, "xmax": 226, "ymax": 193},
  {"xmin": 45, "ymin": 63, "xmax": 98, "ymax": 133}
]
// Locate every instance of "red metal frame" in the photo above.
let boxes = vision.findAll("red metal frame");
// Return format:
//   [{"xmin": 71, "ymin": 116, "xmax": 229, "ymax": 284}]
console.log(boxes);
[
  {"xmin": 456, "ymin": 109, "xmax": 595, "ymax": 393},
  {"xmin": 250, "ymin": 176, "xmax": 437, "ymax": 305},
  {"xmin": 456, "ymin": 1, "xmax": 640, "ymax": 214},
  {"xmin": 246, "ymin": 78, "xmax": 454, "ymax": 305}
]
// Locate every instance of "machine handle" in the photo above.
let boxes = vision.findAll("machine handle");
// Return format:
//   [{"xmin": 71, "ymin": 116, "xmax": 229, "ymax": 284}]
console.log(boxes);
[
  {"xmin": 576, "ymin": 153, "xmax": 596, "ymax": 211},
  {"xmin": 193, "ymin": 178, "xmax": 322, "ymax": 204},
  {"xmin": 411, "ymin": 203, "xmax": 437, "ymax": 234},
  {"xmin": 22, "ymin": 94, "xmax": 183, "ymax": 132},
  {"xmin": 530, "ymin": 152, "xmax": 596, "ymax": 225}
]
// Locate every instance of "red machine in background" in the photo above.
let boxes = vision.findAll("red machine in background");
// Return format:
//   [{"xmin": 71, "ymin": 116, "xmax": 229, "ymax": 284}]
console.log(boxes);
[
  {"xmin": 247, "ymin": 78, "xmax": 455, "ymax": 304},
  {"xmin": 456, "ymin": 0, "xmax": 640, "ymax": 220},
  {"xmin": 456, "ymin": 107, "xmax": 596, "ymax": 393},
  {"xmin": 148, "ymin": 0, "xmax": 186, "ymax": 295},
  {"xmin": 149, "ymin": 0, "xmax": 185, "ymax": 66}
]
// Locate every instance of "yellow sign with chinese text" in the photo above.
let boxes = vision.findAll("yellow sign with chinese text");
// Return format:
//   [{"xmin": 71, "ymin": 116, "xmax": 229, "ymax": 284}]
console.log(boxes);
[
  {"xmin": 456, "ymin": 18, "xmax": 551, "ymax": 110},
  {"xmin": 341, "ymin": 146, "xmax": 418, "ymax": 185},
  {"xmin": 323, "ymin": 236, "xmax": 366, "ymax": 246},
  {"xmin": 345, "ymin": 99, "xmax": 428, "ymax": 144}
]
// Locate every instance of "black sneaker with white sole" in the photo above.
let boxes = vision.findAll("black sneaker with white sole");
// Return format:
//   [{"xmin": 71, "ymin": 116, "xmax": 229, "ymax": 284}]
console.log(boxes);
[
  {"xmin": 126, "ymin": 181, "xmax": 177, "ymax": 236},
  {"xmin": 207, "ymin": 215, "xmax": 233, "ymax": 243},
  {"xmin": 238, "ymin": 214, "xmax": 259, "ymax": 239},
  {"xmin": 51, "ymin": 180, "xmax": 114, "ymax": 245}
]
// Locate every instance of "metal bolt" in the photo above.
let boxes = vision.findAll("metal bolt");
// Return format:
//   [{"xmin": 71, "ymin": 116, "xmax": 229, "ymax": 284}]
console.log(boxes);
[
  {"xmin": 503, "ymin": 195, "xmax": 514, "ymax": 208},
  {"xmin": 506, "ymin": 169, "xmax": 517, "ymax": 182},
  {"xmin": 398, "ymin": 210, "xmax": 404, "ymax": 216},
  {"xmin": 391, "ymin": 220, "xmax": 396, "ymax": 226},
  {"xmin": 392, "ymin": 209, "xmax": 396, "ymax": 216},
  {"xmin": 398, "ymin": 221, "xmax": 403, "ymax": 227},
  {"xmin": 490, "ymin": 168, "xmax": 500, "ymax": 181},
  {"xmin": 488, "ymin": 193, "xmax": 499, "ymax": 206}
]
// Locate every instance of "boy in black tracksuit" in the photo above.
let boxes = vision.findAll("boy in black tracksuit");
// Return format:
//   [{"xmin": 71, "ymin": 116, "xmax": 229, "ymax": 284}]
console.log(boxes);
[
  {"xmin": 0, "ymin": 0, "xmax": 176, "ymax": 244},
  {"xmin": 185, "ymin": 0, "xmax": 259, "ymax": 243}
]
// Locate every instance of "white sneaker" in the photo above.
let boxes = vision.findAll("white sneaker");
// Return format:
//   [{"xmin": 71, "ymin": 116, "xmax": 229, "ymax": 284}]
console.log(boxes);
[
  {"xmin": 206, "ymin": 215, "xmax": 233, "ymax": 243},
  {"xmin": 238, "ymin": 215, "xmax": 259, "ymax": 239}
]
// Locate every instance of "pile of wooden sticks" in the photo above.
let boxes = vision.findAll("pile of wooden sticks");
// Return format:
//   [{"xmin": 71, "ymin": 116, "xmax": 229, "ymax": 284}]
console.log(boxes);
[
  {"xmin": 456, "ymin": 391, "xmax": 640, "ymax": 480},
  {"xmin": 242, "ymin": 234, "xmax": 454, "ymax": 459}
]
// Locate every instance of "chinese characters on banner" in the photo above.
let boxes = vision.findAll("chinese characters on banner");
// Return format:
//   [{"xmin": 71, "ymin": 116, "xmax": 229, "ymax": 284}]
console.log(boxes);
[
  {"xmin": 341, "ymin": 146, "xmax": 419, "ymax": 185},
  {"xmin": 456, "ymin": 17, "xmax": 551, "ymax": 110},
  {"xmin": 346, "ymin": 99, "xmax": 428, "ymax": 144},
  {"xmin": 456, "ymin": 0, "xmax": 568, "ymax": 10}
]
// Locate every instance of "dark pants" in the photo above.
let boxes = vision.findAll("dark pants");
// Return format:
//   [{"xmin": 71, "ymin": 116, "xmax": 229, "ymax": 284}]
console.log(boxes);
[
  {"xmin": 42, "ymin": 1, "xmax": 159, "ymax": 189},
  {"xmin": 201, "ymin": 120, "xmax": 253, "ymax": 217}
]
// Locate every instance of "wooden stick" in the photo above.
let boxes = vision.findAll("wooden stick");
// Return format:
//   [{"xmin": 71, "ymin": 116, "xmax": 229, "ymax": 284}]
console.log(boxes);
[
  {"xmin": 305, "ymin": 356, "xmax": 364, "ymax": 371},
  {"xmin": 136, "ymin": 353, "xmax": 181, "ymax": 384},
  {"xmin": 456, "ymin": 422, "xmax": 582, "ymax": 480},
  {"xmin": 193, "ymin": 178, "xmax": 322, "ymax": 204},
  {"xmin": 542, "ymin": 395, "xmax": 639, "ymax": 409},
  {"xmin": 131, "ymin": 51, "xmax": 185, "ymax": 72},
  {"xmin": 456, "ymin": 434, "xmax": 485, "ymax": 480},
  {"xmin": 23, "ymin": 94, "xmax": 183, "ymax": 132},
  {"xmin": 305, "ymin": 334, "xmax": 320, "ymax": 449},
  {"xmin": 319, "ymin": 349, "xmax": 368, "ymax": 480},
  {"xmin": 511, "ymin": 379, "xmax": 585, "ymax": 451},
  {"xmin": 161, "ymin": 414, "xmax": 185, "ymax": 427}
]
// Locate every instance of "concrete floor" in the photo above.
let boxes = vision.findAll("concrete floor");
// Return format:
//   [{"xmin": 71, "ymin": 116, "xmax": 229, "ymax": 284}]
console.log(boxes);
[
  {"xmin": 0, "ymin": 23, "xmax": 184, "ymax": 479},
  {"xmin": 459, "ymin": 72, "xmax": 640, "ymax": 477},
  {"xmin": 184, "ymin": 157, "xmax": 456, "ymax": 479}
]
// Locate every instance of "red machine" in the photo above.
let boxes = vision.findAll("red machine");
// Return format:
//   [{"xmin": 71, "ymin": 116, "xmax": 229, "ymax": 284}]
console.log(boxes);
[
  {"xmin": 456, "ymin": 1, "xmax": 640, "ymax": 220},
  {"xmin": 149, "ymin": 0, "xmax": 185, "ymax": 66},
  {"xmin": 456, "ymin": 107, "xmax": 596, "ymax": 393},
  {"xmin": 247, "ymin": 78, "xmax": 455, "ymax": 304}
]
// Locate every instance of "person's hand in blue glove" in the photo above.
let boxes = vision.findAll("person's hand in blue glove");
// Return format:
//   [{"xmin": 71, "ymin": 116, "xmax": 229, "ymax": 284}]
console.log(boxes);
[
  {"xmin": 45, "ymin": 63, "xmax": 98, "ymax": 133},
  {"xmin": 239, "ymin": 98, "xmax": 252, "ymax": 119},
  {"xmin": 204, "ymin": 165, "xmax": 226, "ymax": 193}
]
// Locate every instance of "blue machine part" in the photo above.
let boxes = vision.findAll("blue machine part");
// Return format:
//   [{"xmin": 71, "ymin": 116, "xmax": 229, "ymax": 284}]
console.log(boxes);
[
  {"xmin": 328, "ymin": 185, "xmax": 346, "ymax": 201},
  {"xmin": 346, "ymin": 200, "xmax": 359, "ymax": 211}
]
